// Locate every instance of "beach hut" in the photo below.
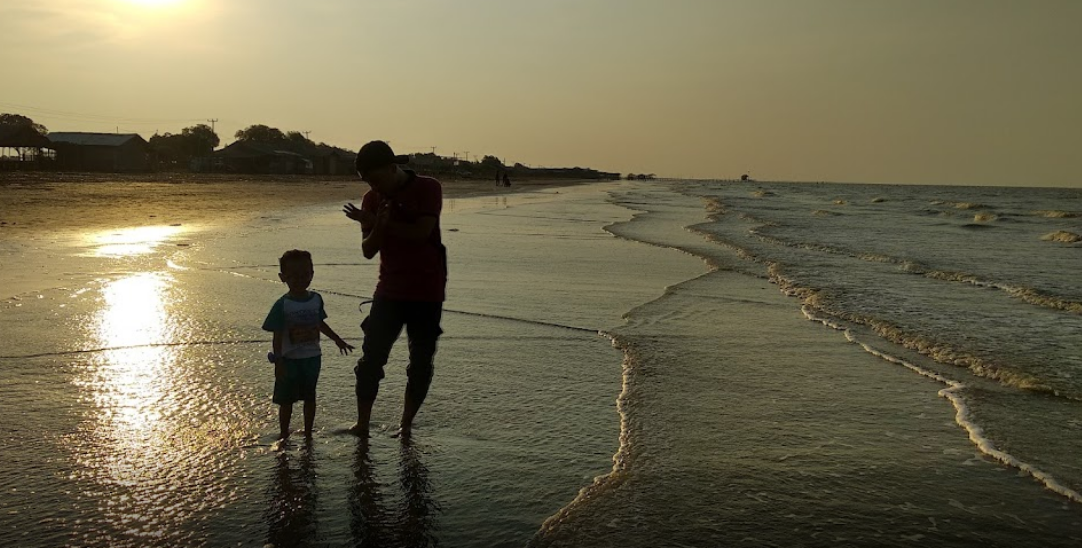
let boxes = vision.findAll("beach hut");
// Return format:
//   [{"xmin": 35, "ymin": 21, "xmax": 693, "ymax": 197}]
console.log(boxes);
[
  {"xmin": 308, "ymin": 145, "xmax": 358, "ymax": 176},
  {"xmin": 212, "ymin": 141, "xmax": 313, "ymax": 174},
  {"xmin": 0, "ymin": 125, "xmax": 53, "ymax": 170},
  {"xmin": 48, "ymin": 132, "xmax": 149, "ymax": 172}
]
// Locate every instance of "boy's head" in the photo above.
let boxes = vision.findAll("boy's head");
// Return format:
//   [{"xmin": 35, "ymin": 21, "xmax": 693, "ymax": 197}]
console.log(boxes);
[
  {"xmin": 355, "ymin": 140, "xmax": 408, "ymax": 194},
  {"xmin": 278, "ymin": 249, "xmax": 313, "ymax": 292}
]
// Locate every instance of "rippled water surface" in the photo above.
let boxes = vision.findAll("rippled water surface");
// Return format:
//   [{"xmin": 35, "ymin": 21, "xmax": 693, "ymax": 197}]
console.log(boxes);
[{"xmin": 3, "ymin": 180, "xmax": 1081, "ymax": 547}]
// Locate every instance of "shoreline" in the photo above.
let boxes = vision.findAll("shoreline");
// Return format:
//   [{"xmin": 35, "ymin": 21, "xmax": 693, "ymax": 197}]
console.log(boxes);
[
  {"xmin": 533, "ymin": 181, "xmax": 1082, "ymax": 546},
  {"xmin": 0, "ymin": 172, "xmax": 609, "ymax": 235},
  {"xmin": 0, "ymin": 174, "xmax": 612, "ymax": 300}
]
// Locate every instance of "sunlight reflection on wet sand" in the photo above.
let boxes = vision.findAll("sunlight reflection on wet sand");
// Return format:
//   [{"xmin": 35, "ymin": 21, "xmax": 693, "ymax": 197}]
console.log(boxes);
[
  {"xmin": 85, "ymin": 226, "xmax": 187, "ymax": 258},
  {"xmin": 67, "ymin": 272, "xmax": 238, "ymax": 544}
]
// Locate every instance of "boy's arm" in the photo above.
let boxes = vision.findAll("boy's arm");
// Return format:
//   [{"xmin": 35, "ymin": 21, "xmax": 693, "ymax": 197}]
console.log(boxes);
[
  {"xmin": 320, "ymin": 321, "xmax": 354, "ymax": 355},
  {"xmin": 272, "ymin": 330, "xmax": 285, "ymax": 379}
]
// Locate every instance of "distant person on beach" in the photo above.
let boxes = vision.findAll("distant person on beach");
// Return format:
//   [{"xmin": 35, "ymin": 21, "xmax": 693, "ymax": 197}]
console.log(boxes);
[
  {"xmin": 342, "ymin": 141, "xmax": 447, "ymax": 438},
  {"xmin": 263, "ymin": 249, "xmax": 355, "ymax": 440},
  {"xmin": 502, "ymin": 173, "xmax": 511, "ymax": 187}
]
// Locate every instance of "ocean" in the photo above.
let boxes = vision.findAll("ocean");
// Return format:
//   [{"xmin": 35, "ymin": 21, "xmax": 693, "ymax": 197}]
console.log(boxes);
[{"xmin": 1, "ymin": 180, "xmax": 1080, "ymax": 546}]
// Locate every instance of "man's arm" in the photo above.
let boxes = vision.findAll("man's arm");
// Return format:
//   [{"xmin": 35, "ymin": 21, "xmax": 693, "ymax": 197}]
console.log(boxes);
[
  {"xmin": 385, "ymin": 215, "xmax": 437, "ymax": 242},
  {"xmin": 361, "ymin": 221, "xmax": 384, "ymax": 259},
  {"xmin": 345, "ymin": 198, "xmax": 383, "ymax": 259}
]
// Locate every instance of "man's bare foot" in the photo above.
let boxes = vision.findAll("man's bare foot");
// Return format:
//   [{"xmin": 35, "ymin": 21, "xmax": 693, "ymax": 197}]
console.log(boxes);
[
  {"xmin": 271, "ymin": 436, "xmax": 290, "ymax": 452},
  {"xmin": 278, "ymin": 430, "xmax": 291, "ymax": 441},
  {"xmin": 347, "ymin": 423, "xmax": 370, "ymax": 437},
  {"xmin": 391, "ymin": 426, "xmax": 412, "ymax": 439}
]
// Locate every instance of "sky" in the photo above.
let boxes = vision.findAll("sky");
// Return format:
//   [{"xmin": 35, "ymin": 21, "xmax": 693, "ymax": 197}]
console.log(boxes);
[{"xmin": 1, "ymin": 0, "xmax": 1080, "ymax": 186}]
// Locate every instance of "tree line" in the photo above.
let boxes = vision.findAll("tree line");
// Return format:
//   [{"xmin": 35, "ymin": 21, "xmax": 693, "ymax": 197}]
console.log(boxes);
[{"xmin": 2, "ymin": 114, "xmax": 622, "ymax": 179}]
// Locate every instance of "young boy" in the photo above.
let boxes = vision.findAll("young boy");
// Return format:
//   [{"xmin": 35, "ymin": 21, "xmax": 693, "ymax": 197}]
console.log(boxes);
[{"xmin": 262, "ymin": 249, "xmax": 354, "ymax": 439}]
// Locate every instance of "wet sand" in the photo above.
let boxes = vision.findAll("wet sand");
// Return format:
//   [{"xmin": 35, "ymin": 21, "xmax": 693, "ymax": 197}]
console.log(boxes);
[
  {"xmin": 0, "ymin": 172, "xmax": 599, "ymax": 235},
  {"xmin": 0, "ymin": 173, "xmax": 602, "ymax": 299}
]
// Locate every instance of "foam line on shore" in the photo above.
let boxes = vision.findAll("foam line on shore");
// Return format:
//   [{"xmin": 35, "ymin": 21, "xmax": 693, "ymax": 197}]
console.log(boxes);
[{"xmin": 801, "ymin": 305, "xmax": 1082, "ymax": 505}]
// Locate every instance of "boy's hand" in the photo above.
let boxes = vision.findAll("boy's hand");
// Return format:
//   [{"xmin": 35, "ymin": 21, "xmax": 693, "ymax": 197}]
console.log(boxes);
[
  {"xmin": 336, "ymin": 338, "xmax": 355, "ymax": 355},
  {"xmin": 274, "ymin": 361, "xmax": 285, "ymax": 380}
]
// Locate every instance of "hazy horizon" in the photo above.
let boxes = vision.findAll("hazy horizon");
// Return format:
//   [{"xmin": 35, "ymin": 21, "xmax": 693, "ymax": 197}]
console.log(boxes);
[{"xmin": 2, "ymin": 0, "xmax": 1079, "ymax": 187}]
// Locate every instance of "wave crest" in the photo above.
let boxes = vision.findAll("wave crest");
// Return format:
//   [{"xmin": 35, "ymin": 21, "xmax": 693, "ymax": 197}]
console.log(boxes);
[{"xmin": 1042, "ymin": 231, "xmax": 1082, "ymax": 243}]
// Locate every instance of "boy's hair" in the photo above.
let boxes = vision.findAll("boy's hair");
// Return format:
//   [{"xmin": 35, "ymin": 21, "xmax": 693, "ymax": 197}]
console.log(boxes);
[{"xmin": 279, "ymin": 249, "xmax": 313, "ymax": 271}]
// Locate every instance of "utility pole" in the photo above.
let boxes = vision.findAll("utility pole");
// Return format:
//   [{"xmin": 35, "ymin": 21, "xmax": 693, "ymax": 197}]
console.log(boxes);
[
  {"xmin": 462, "ymin": 151, "xmax": 470, "ymax": 163},
  {"xmin": 303, "ymin": 130, "xmax": 311, "ymax": 141},
  {"xmin": 207, "ymin": 118, "xmax": 218, "ymax": 133},
  {"xmin": 429, "ymin": 146, "xmax": 437, "ymax": 155}
]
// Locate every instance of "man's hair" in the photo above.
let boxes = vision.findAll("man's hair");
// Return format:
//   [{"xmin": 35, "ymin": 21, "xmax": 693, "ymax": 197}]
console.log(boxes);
[{"xmin": 279, "ymin": 249, "xmax": 312, "ymax": 270}]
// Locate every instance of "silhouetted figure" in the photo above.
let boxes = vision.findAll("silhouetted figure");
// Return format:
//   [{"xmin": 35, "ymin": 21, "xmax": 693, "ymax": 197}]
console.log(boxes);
[
  {"xmin": 262, "ymin": 250, "xmax": 354, "ymax": 441},
  {"xmin": 502, "ymin": 173, "xmax": 511, "ymax": 187},
  {"xmin": 741, "ymin": 174, "xmax": 749, "ymax": 181},
  {"xmin": 343, "ymin": 141, "xmax": 447, "ymax": 438}
]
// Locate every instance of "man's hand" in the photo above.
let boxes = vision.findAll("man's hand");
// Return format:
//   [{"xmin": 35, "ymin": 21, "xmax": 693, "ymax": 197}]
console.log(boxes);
[
  {"xmin": 335, "ymin": 338, "xmax": 355, "ymax": 355},
  {"xmin": 344, "ymin": 203, "xmax": 376, "ymax": 229},
  {"xmin": 376, "ymin": 202, "xmax": 392, "ymax": 228}
]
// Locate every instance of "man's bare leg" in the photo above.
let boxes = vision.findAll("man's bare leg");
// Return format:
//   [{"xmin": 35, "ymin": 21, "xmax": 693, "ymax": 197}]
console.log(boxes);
[
  {"xmin": 350, "ymin": 398, "xmax": 375, "ymax": 437},
  {"xmin": 393, "ymin": 392, "xmax": 422, "ymax": 439}
]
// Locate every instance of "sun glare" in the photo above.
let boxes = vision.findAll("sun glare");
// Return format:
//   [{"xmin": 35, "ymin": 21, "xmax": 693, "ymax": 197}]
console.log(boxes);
[
  {"xmin": 125, "ymin": 0, "xmax": 184, "ymax": 7},
  {"xmin": 87, "ymin": 225, "xmax": 186, "ymax": 257}
]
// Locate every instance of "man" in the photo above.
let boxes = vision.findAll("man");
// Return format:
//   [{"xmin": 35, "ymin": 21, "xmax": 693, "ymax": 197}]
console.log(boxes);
[{"xmin": 343, "ymin": 140, "xmax": 447, "ymax": 438}]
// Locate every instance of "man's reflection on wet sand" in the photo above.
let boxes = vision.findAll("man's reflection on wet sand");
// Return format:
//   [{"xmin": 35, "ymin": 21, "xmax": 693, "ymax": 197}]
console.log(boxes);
[
  {"xmin": 349, "ymin": 437, "xmax": 441, "ymax": 547},
  {"xmin": 395, "ymin": 438, "xmax": 441, "ymax": 547}
]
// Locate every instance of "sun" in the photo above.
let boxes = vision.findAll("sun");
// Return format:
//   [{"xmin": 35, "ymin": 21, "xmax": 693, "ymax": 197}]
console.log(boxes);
[{"xmin": 125, "ymin": 0, "xmax": 184, "ymax": 7}]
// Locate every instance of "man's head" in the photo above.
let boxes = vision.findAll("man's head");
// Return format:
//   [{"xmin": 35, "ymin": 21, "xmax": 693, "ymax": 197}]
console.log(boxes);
[
  {"xmin": 278, "ymin": 249, "xmax": 314, "ymax": 293},
  {"xmin": 355, "ymin": 140, "xmax": 409, "ymax": 194}
]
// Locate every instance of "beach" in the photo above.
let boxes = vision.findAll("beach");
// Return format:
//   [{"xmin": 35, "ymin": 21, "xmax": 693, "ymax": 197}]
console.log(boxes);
[
  {"xmin": 0, "ymin": 174, "xmax": 597, "ymax": 299},
  {"xmin": 0, "ymin": 173, "xmax": 597, "ymax": 234},
  {"xmin": 1, "ymin": 177, "xmax": 1081, "ymax": 546}
]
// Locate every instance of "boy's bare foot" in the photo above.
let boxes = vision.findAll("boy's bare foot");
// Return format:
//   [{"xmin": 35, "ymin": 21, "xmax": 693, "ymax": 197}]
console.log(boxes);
[
  {"xmin": 390, "ymin": 426, "xmax": 411, "ymax": 439},
  {"xmin": 278, "ymin": 430, "xmax": 291, "ymax": 441}
]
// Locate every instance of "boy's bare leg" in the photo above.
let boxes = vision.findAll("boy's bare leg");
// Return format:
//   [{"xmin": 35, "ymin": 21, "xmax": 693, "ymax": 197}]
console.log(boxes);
[
  {"xmin": 278, "ymin": 404, "xmax": 292, "ymax": 439},
  {"xmin": 303, "ymin": 399, "xmax": 316, "ymax": 438},
  {"xmin": 350, "ymin": 398, "xmax": 374, "ymax": 437}
]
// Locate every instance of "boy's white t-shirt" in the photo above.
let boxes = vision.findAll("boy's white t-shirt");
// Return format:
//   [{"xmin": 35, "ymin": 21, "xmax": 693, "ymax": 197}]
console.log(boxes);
[{"xmin": 261, "ymin": 291, "xmax": 328, "ymax": 359}]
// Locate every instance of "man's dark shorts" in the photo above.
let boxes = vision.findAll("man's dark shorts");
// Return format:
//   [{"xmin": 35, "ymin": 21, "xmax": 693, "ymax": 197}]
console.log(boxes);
[
  {"xmin": 273, "ymin": 355, "xmax": 321, "ymax": 405},
  {"xmin": 354, "ymin": 300, "xmax": 443, "ymax": 402}
]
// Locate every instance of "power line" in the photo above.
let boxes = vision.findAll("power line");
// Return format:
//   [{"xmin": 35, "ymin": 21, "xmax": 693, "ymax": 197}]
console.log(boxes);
[{"xmin": 0, "ymin": 101, "xmax": 206, "ymax": 126}]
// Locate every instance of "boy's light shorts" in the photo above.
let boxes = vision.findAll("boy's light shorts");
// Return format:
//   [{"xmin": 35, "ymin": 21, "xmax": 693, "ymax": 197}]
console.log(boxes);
[{"xmin": 273, "ymin": 355, "xmax": 321, "ymax": 405}]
